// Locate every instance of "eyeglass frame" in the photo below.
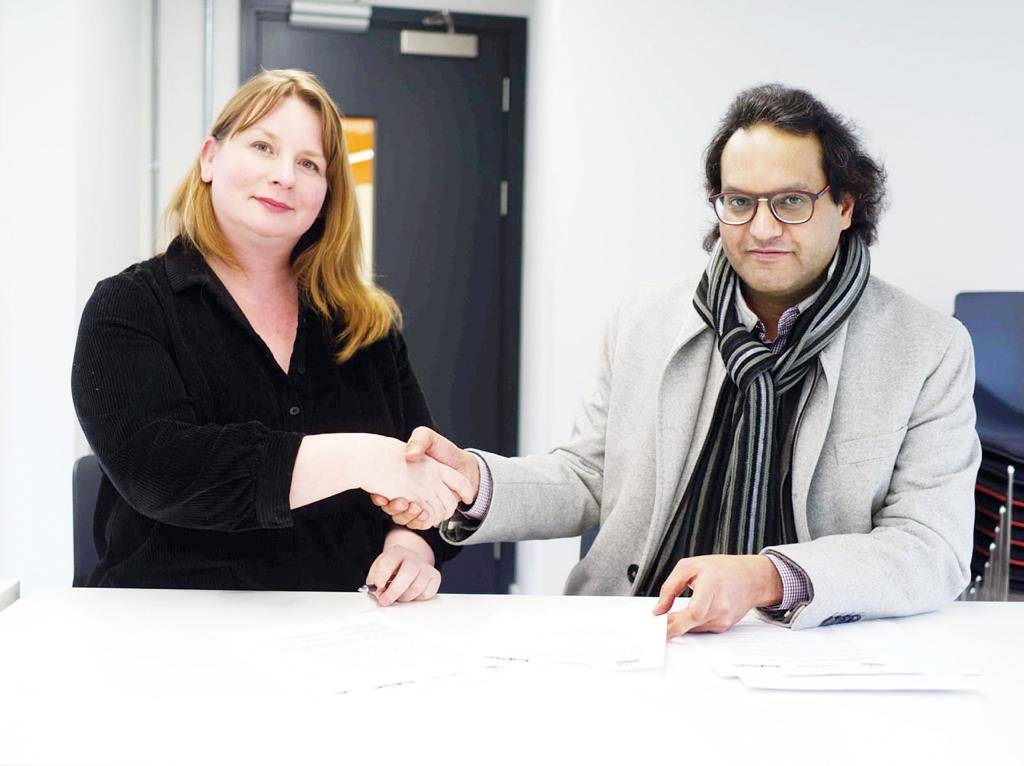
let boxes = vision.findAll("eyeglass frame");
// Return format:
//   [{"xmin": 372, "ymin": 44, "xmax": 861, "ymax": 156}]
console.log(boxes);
[{"xmin": 708, "ymin": 184, "xmax": 832, "ymax": 226}]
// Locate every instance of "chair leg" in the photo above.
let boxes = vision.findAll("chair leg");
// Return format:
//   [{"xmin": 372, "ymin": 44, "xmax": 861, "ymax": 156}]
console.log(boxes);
[
  {"xmin": 1006, "ymin": 465, "xmax": 1016, "ymax": 598},
  {"xmin": 995, "ymin": 509, "xmax": 1008, "ymax": 601},
  {"xmin": 982, "ymin": 546, "xmax": 994, "ymax": 601}
]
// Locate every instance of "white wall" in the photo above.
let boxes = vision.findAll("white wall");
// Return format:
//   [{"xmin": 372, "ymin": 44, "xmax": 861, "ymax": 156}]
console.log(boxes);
[
  {"xmin": 516, "ymin": 0, "xmax": 1024, "ymax": 593},
  {"xmin": 0, "ymin": 0, "xmax": 147, "ymax": 589},
  {"xmin": 2, "ymin": 0, "xmax": 1021, "ymax": 594}
]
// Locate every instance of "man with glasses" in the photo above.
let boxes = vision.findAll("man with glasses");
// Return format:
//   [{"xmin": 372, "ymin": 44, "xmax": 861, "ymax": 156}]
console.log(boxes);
[{"xmin": 374, "ymin": 84, "xmax": 980, "ymax": 634}]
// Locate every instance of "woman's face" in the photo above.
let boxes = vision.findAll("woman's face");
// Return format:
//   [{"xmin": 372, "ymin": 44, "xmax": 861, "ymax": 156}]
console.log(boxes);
[{"xmin": 200, "ymin": 95, "xmax": 329, "ymax": 256}]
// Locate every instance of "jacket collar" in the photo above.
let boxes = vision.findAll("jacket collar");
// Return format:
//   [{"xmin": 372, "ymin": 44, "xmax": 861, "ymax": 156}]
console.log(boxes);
[
  {"xmin": 666, "ymin": 299, "xmax": 708, "ymax": 359},
  {"xmin": 648, "ymin": 278, "xmax": 852, "ymax": 556}
]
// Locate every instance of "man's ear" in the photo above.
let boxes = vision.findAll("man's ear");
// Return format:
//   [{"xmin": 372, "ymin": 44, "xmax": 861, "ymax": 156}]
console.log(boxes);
[
  {"xmin": 199, "ymin": 136, "xmax": 219, "ymax": 183},
  {"xmin": 839, "ymin": 192, "xmax": 855, "ymax": 231}
]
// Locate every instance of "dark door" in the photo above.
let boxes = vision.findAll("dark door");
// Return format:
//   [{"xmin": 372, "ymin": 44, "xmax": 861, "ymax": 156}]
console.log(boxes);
[{"xmin": 241, "ymin": 2, "xmax": 524, "ymax": 593}]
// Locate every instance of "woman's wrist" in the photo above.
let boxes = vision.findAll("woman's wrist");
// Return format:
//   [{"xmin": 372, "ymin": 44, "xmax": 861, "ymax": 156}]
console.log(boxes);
[
  {"xmin": 383, "ymin": 525, "xmax": 435, "ymax": 567},
  {"xmin": 290, "ymin": 432, "xmax": 369, "ymax": 508}
]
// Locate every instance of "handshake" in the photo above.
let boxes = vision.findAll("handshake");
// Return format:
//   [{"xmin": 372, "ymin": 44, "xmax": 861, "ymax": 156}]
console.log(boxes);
[{"xmin": 364, "ymin": 426, "xmax": 480, "ymax": 530}]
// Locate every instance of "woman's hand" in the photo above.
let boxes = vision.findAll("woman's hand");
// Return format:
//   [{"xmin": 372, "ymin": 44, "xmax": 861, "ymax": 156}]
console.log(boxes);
[
  {"xmin": 289, "ymin": 433, "xmax": 473, "ymax": 528},
  {"xmin": 351, "ymin": 434, "xmax": 473, "ymax": 529},
  {"xmin": 368, "ymin": 427, "xmax": 481, "ymax": 528},
  {"xmin": 365, "ymin": 527, "xmax": 441, "ymax": 607}
]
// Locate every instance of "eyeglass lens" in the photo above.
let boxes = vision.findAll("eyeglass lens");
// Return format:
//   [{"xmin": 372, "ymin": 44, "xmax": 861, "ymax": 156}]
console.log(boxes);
[{"xmin": 715, "ymin": 192, "xmax": 815, "ymax": 224}]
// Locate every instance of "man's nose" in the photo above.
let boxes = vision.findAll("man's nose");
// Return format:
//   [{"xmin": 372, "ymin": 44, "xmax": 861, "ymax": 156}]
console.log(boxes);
[{"xmin": 748, "ymin": 198, "xmax": 783, "ymax": 240}]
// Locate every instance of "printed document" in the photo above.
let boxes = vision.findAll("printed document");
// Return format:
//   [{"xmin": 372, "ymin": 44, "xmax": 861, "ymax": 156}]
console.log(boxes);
[
  {"xmin": 214, "ymin": 612, "xmax": 495, "ymax": 694},
  {"xmin": 683, "ymin": 615, "xmax": 980, "ymax": 691},
  {"xmin": 471, "ymin": 600, "xmax": 667, "ymax": 670}
]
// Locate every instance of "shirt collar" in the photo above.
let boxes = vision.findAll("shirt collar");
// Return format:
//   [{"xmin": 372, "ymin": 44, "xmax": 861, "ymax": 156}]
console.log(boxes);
[
  {"xmin": 160, "ymin": 236, "xmax": 317, "ymax": 325},
  {"xmin": 162, "ymin": 237, "xmax": 218, "ymax": 293}
]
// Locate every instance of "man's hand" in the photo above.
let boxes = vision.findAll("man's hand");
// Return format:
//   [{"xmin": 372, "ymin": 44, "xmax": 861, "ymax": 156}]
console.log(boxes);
[
  {"xmin": 365, "ymin": 528, "xmax": 441, "ymax": 607},
  {"xmin": 348, "ymin": 434, "xmax": 473, "ymax": 530},
  {"xmin": 652, "ymin": 554, "xmax": 784, "ymax": 637},
  {"xmin": 369, "ymin": 426, "xmax": 480, "ymax": 527}
]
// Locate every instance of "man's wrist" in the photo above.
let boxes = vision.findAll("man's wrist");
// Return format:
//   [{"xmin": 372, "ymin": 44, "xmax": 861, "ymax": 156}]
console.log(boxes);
[
  {"xmin": 461, "ymin": 450, "xmax": 481, "ymax": 503},
  {"xmin": 755, "ymin": 553, "xmax": 784, "ymax": 608},
  {"xmin": 760, "ymin": 551, "xmax": 812, "ymax": 614},
  {"xmin": 456, "ymin": 453, "xmax": 493, "ymax": 521}
]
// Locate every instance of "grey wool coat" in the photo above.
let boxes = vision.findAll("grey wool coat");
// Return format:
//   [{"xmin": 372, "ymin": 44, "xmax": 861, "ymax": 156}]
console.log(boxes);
[{"xmin": 441, "ymin": 274, "xmax": 981, "ymax": 630}]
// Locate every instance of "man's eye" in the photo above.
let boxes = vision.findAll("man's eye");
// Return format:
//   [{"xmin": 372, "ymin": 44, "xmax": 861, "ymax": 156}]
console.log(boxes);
[
  {"xmin": 778, "ymin": 194, "xmax": 808, "ymax": 209},
  {"xmin": 726, "ymin": 196, "xmax": 753, "ymax": 209}
]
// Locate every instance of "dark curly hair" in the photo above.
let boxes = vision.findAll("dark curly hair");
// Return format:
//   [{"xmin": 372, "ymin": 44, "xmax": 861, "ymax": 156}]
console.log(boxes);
[{"xmin": 703, "ymin": 83, "xmax": 887, "ymax": 252}]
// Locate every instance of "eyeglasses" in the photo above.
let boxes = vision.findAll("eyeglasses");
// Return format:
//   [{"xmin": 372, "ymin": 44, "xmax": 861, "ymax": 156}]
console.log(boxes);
[{"xmin": 709, "ymin": 185, "xmax": 831, "ymax": 225}]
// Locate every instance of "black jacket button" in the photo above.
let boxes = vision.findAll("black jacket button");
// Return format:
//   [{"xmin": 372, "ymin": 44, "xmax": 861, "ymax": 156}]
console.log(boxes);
[
  {"xmin": 626, "ymin": 564, "xmax": 639, "ymax": 583},
  {"xmin": 288, "ymin": 405, "xmax": 301, "ymax": 416}
]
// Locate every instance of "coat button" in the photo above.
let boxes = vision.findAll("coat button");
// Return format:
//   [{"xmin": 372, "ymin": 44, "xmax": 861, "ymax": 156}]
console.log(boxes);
[
  {"xmin": 288, "ymin": 405, "xmax": 301, "ymax": 416},
  {"xmin": 626, "ymin": 564, "xmax": 639, "ymax": 583}
]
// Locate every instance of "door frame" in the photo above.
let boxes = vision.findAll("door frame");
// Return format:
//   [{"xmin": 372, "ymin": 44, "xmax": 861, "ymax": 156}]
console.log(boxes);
[{"xmin": 239, "ymin": 1, "xmax": 527, "ymax": 460}]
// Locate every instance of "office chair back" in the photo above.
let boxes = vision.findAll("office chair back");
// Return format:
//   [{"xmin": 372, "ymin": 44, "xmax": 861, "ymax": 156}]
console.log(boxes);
[
  {"xmin": 954, "ymin": 292, "xmax": 1024, "ymax": 412},
  {"xmin": 72, "ymin": 454, "xmax": 103, "ymax": 586}
]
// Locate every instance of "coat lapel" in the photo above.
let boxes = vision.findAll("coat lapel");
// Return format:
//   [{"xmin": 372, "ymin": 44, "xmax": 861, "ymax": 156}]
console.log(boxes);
[
  {"xmin": 639, "ymin": 309, "xmax": 714, "ymax": 568},
  {"xmin": 790, "ymin": 320, "xmax": 849, "ymax": 540}
]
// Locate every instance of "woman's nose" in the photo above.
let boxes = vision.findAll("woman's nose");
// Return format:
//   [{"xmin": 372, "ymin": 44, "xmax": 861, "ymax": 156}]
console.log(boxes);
[{"xmin": 269, "ymin": 157, "xmax": 295, "ymax": 187}]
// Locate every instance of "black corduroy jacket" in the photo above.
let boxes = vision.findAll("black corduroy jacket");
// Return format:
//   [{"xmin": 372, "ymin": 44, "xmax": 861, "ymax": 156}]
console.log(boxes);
[{"xmin": 71, "ymin": 238, "xmax": 450, "ymax": 590}]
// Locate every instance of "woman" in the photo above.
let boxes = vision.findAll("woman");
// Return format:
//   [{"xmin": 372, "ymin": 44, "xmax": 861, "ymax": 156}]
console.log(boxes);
[{"xmin": 71, "ymin": 69, "xmax": 471, "ymax": 605}]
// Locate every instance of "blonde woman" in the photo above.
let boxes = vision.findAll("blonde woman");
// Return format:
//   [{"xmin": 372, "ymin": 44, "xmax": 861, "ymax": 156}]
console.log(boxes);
[{"xmin": 71, "ymin": 69, "xmax": 472, "ymax": 604}]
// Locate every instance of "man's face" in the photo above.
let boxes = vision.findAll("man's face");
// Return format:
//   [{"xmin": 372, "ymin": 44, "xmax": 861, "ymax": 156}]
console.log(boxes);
[{"xmin": 717, "ymin": 124, "xmax": 853, "ymax": 312}]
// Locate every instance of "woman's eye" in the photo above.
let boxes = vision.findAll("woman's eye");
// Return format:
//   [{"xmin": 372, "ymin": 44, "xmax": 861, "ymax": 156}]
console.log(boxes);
[
  {"xmin": 252, "ymin": 141, "xmax": 272, "ymax": 153},
  {"xmin": 300, "ymin": 159, "xmax": 319, "ymax": 172}
]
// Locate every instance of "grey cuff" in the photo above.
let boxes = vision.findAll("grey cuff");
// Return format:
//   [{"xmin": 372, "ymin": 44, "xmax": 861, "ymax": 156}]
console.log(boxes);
[{"xmin": 439, "ymin": 452, "xmax": 492, "ymax": 543}]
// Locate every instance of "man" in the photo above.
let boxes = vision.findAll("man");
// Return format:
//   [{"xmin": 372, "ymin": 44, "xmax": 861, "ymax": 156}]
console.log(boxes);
[{"xmin": 372, "ymin": 84, "xmax": 980, "ymax": 635}]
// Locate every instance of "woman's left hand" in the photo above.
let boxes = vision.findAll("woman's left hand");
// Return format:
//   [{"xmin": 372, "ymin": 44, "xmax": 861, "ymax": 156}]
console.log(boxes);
[{"xmin": 366, "ymin": 528, "xmax": 441, "ymax": 607}]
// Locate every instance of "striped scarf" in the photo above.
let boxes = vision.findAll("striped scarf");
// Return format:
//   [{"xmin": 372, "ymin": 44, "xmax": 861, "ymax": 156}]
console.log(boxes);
[{"xmin": 637, "ymin": 235, "xmax": 870, "ymax": 595}]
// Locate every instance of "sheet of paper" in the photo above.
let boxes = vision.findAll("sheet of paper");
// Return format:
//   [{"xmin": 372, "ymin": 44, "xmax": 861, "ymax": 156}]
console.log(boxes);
[
  {"xmin": 213, "ymin": 612, "xmax": 496, "ymax": 695},
  {"xmin": 471, "ymin": 601, "xmax": 667, "ymax": 671},
  {"xmin": 683, "ymin": 616, "xmax": 979, "ymax": 691},
  {"xmin": 738, "ymin": 672, "xmax": 982, "ymax": 692},
  {"xmin": 685, "ymin": 618, "xmax": 923, "ymax": 678}
]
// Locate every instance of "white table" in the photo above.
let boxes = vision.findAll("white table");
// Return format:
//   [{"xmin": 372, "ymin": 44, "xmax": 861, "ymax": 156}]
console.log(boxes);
[{"xmin": 0, "ymin": 588, "xmax": 1020, "ymax": 765}]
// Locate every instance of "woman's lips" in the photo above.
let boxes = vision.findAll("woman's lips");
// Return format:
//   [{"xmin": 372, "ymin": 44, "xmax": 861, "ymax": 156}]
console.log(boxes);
[{"xmin": 254, "ymin": 196, "xmax": 292, "ymax": 212}]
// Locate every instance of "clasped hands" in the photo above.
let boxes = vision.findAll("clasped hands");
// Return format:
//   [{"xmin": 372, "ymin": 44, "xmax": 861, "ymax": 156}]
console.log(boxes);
[
  {"xmin": 366, "ymin": 427, "xmax": 479, "ymax": 529},
  {"xmin": 363, "ymin": 428, "xmax": 783, "ymax": 637},
  {"xmin": 350, "ymin": 428, "xmax": 475, "ymax": 608}
]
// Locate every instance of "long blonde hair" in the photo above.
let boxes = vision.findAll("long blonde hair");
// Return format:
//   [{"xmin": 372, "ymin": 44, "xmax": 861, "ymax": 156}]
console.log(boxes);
[{"xmin": 165, "ymin": 68, "xmax": 400, "ymax": 363}]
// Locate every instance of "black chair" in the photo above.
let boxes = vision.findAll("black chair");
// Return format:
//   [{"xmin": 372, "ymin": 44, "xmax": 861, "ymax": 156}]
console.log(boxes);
[
  {"xmin": 72, "ymin": 454, "xmax": 104, "ymax": 586},
  {"xmin": 954, "ymin": 292, "xmax": 1024, "ymax": 599}
]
